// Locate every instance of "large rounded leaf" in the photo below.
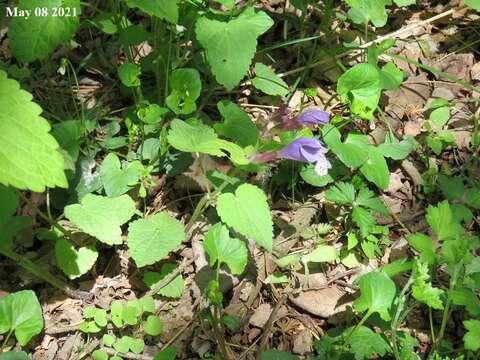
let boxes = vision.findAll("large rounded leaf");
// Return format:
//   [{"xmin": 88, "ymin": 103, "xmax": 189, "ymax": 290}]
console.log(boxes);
[
  {"xmin": 0, "ymin": 70, "xmax": 67, "ymax": 191},
  {"xmin": 8, "ymin": 0, "xmax": 80, "ymax": 63},
  {"xmin": 128, "ymin": 212, "xmax": 185, "ymax": 267}
]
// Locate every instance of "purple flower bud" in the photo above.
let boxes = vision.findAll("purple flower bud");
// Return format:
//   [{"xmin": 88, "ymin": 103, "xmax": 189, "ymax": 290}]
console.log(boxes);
[
  {"xmin": 296, "ymin": 109, "xmax": 330, "ymax": 126},
  {"xmin": 278, "ymin": 137, "xmax": 331, "ymax": 176}
]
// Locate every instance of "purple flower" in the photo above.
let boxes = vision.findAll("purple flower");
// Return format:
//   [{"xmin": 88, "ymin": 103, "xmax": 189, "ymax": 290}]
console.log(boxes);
[
  {"xmin": 296, "ymin": 109, "xmax": 330, "ymax": 126},
  {"xmin": 278, "ymin": 138, "xmax": 332, "ymax": 176},
  {"xmin": 281, "ymin": 108, "xmax": 330, "ymax": 130}
]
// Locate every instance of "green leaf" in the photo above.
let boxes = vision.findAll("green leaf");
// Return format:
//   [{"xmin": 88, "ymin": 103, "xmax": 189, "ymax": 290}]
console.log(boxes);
[
  {"xmin": 337, "ymin": 63, "xmax": 381, "ymax": 120},
  {"xmin": 65, "ymin": 194, "xmax": 136, "ymax": 245},
  {"xmin": 426, "ymin": 201, "xmax": 461, "ymax": 241},
  {"xmin": 166, "ymin": 68, "xmax": 202, "ymax": 115},
  {"xmin": 407, "ymin": 233, "xmax": 436, "ymax": 265},
  {"xmin": 52, "ymin": 120, "xmax": 83, "ymax": 162},
  {"xmin": 216, "ymin": 184, "xmax": 273, "ymax": 252},
  {"xmin": 466, "ymin": 188, "xmax": 480, "ymax": 209},
  {"xmin": 360, "ymin": 146, "xmax": 390, "ymax": 190},
  {"xmin": 450, "ymin": 288, "xmax": 480, "ymax": 317},
  {"xmin": 111, "ymin": 301, "xmax": 124, "ymax": 328},
  {"xmin": 118, "ymin": 63, "xmax": 141, "ymax": 87},
  {"xmin": 92, "ymin": 350, "xmax": 108, "ymax": 360},
  {"xmin": 144, "ymin": 263, "xmax": 184, "ymax": 298},
  {"xmin": 346, "ymin": 0, "xmax": 389, "ymax": 27},
  {"xmin": 301, "ymin": 245, "xmax": 338, "ymax": 264},
  {"xmin": 463, "ymin": 319, "xmax": 480, "ymax": 351},
  {"xmin": 354, "ymin": 271, "xmax": 396, "ymax": 321},
  {"xmin": 79, "ymin": 320, "xmax": 101, "ymax": 333},
  {"xmin": 430, "ymin": 106, "xmax": 450, "ymax": 128},
  {"xmin": 204, "ymin": 223, "xmax": 248, "ymax": 275},
  {"xmin": 348, "ymin": 325, "xmax": 391, "ymax": 360},
  {"xmin": 438, "ymin": 175, "xmax": 464, "ymax": 200},
  {"xmin": 264, "ymin": 273, "xmax": 289, "ymax": 284},
  {"xmin": 0, "ymin": 352, "xmax": 29, "ymax": 360},
  {"xmin": 8, "ymin": 0, "xmax": 80, "ymax": 63},
  {"xmin": 126, "ymin": 0, "xmax": 179, "ymax": 23},
  {"xmin": 352, "ymin": 207, "xmax": 376, "ymax": 238},
  {"xmin": 99, "ymin": 153, "xmax": 142, "ymax": 197},
  {"xmin": 355, "ymin": 187, "xmax": 388, "ymax": 215},
  {"xmin": 167, "ymin": 119, "xmax": 248, "ymax": 164},
  {"xmin": 393, "ymin": 0, "xmax": 416, "ymax": 5},
  {"xmin": 251, "ymin": 63, "xmax": 289, "ymax": 97},
  {"xmin": 215, "ymin": 100, "xmax": 259, "ymax": 147},
  {"xmin": 322, "ymin": 126, "xmax": 369, "ymax": 168},
  {"xmin": 113, "ymin": 336, "xmax": 131, "ymax": 353},
  {"xmin": 380, "ymin": 62, "xmax": 404, "ymax": 90},
  {"xmin": 119, "ymin": 25, "xmax": 149, "ymax": 46},
  {"xmin": 84, "ymin": 307, "xmax": 107, "ymax": 327},
  {"xmin": 0, "ymin": 185, "xmax": 31, "ymax": 248},
  {"xmin": 195, "ymin": 8, "xmax": 273, "ymax": 90},
  {"xmin": 260, "ymin": 349, "xmax": 298, "ymax": 360},
  {"xmin": 154, "ymin": 346, "xmax": 178, "ymax": 360},
  {"xmin": 55, "ymin": 239, "xmax": 98, "ymax": 279},
  {"xmin": 412, "ymin": 260, "xmax": 444, "ymax": 310},
  {"xmin": 0, "ymin": 71, "xmax": 67, "ymax": 191},
  {"xmin": 144, "ymin": 315, "xmax": 163, "ymax": 336},
  {"xmin": 129, "ymin": 338, "xmax": 145, "ymax": 354},
  {"xmin": 128, "ymin": 212, "xmax": 185, "ymax": 267},
  {"xmin": 0, "ymin": 290, "xmax": 43, "ymax": 346},
  {"xmin": 378, "ymin": 136, "xmax": 416, "ymax": 160},
  {"xmin": 325, "ymin": 182, "xmax": 355, "ymax": 205},
  {"xmin": 103, "ymin": 334, "xmax": 115, "ymax": 347}
]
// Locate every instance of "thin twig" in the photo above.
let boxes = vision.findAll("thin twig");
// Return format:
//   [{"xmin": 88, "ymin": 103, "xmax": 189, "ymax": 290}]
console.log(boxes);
[{"xmin": 255, "ymin": 295, "xmax": 288, "ymax": 359}]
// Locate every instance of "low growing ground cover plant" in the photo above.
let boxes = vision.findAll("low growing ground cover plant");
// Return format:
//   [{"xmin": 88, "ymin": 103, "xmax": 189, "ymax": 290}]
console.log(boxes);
[{"xmin": 0, "ymin": 0, "xmax": 479, "ymax": 359}]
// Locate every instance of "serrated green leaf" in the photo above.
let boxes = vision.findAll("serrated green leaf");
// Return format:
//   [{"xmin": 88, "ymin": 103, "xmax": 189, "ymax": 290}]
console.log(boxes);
[
  {"xmin": 352, "ymin": 206, "xmax": 376, "ymax": 238},
  {"xmin": 128, "ymin": 212, "xmax": 185, "ymax": 267},
  {"xmin": 8, "ymin": 0, "xmax": 80, "ymax": 63},
  {"xmin": 348, "ymin": 325, "xmax": 391, "ymax": 360},
  {"xmin": 252, "ymin": 63, "xmax": 289, "ymax": 97},
  {"xmin": 463, "ymin": 319, "xmax": 480, "ymax": 351},
  {"xmin": 354, "ymin": 271, "xmax": 396, "ymax": 321},
  {"xmin": 0, "ymin": 290, "xmax": 43, "ymax": 346},
  {"xmin": 360, "ymin": 146, "xmax": 389, "ymax": 190},
  {"xmin": 337, "ymin": 63, "xmax": 381, "ymax": 120},
  {"xmin": 466, "ymin": 188, "xmax": 480, "ymax": 209},
  {"xmin": 204, "ymin": 223, "xmax": 248, "ymax": 275},
  {"xmin": 325, "ymin": 182, "xmax": 355, "ymax": 205},
  {"xmin": 0, "ymin": 71, "xmax": 67, "ymax": 191},
  {"xmin": 166, "ymin": 68, "xmax": 202, "ymax": 115},
  {"xmin": 55, "ymin": 239, "xmax": 98, "ymax": 279},
  {"xmin": 126, "ymin": 0, "xmax": 178, "ymax": 23},
  {"xmin": 144, "ymin": 315, "xmax": 163, "ymax": 336},
  {"xmin": 412, "ymin": 260, "xmax": 444, "ymax": 310},
  {"xmin": 215, "ymin": 100, "xmax": 259, "ymax": 147},
  {"xmin": 426, "ymin": 201, "xmax": 461, "ymax": 241},
  {"xmin": 438, "ymin": 175, "xmax": 464, "ymax": 200},
  {"xmin": 355, "ymin": 187, "xmax": 388, "ymax": 215},
  {"xmin": 450, "ymin": 288, "xmax": 480, "ymax": 316},
  {"xmin": 99, "ymin": 153, "xmax": 142, "ymax": 198},
  {"xmin": 216, "ymin": 184, "xmax": 273, "ymax": 252},
  {"xmin": 65, "ymin": 194, "xmax": 136, "ymax": 245},
  {"xmin": 195, "ymin": 8, "xmax": 273, "ymax": 90},
  {"xmin": 407, "ymin": 233, "xmax": 436, "ymax": 265},
  {"xmin": 144, "ymin": 263, "xmax": 184, "ymax": 298}
]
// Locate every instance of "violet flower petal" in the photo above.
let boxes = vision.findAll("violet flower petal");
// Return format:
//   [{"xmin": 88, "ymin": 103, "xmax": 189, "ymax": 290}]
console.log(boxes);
[
  {"xmin": 296, "ymin": 109, "xmax": 330, "ymax": 126},
  {"xmin": 278, "ymin": 138, "xmax": 327, "ymax": 163}
]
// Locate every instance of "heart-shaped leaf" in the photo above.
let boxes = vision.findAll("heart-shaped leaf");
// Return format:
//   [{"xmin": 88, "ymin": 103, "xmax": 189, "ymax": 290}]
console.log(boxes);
[
  {"xmin": 55, "ymin": 238, "xmax": 98, "ymax": 279},
  {"xmin": 99, "ymin": 153, "xmax": 142, "ymax": 198},
  {"xmin": 354, "ymin": 271, "xmax": 396, "ymax": 321},
  {"xmin": 128, "ymin": 212, "xmax": 185, "ymax": 267},
  {"xmin": 216, "ymin": 184, "xmax": 273, "ymax": 252},
  {"xmin": 0, "ymin": 290, "xmax": 43, "ymax": 346},
  {"xmin": 64, "ymin": 194, "xmax": 136, "ymax": 245}
]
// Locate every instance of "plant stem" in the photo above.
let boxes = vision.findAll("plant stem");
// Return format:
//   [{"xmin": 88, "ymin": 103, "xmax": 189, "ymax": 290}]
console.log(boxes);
[
  {"xmin": 391, "ymin": 276, "xmax": 414, "ymax": 360},
  {"xmin": 1, "ymin": 330, "xmax": 13, "ymax": 350},
  {"xmin": 16, "ymin": 191, "xmax": 74, "ymax": 241},
  {"xmin": 0, "ymin": 245, "xmax": 87, "ymax": 299}
]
